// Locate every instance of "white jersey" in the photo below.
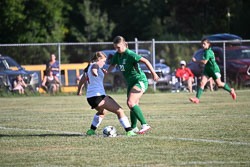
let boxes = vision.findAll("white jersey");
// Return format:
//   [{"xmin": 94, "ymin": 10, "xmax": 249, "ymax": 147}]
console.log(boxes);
[{"xmin": 86, "ymin": 63, "xmax": 106, "ymax": 98}]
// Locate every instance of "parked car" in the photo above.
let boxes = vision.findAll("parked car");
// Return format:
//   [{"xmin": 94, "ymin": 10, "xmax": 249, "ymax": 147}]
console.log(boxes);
[
  {"xmin": 0, "ymin": 55, "xmax": 39, "ymax": 92},
  {"xmin": 202, "ymin": 33, "xmax": 242, "ymax": 41},
  {"xmin": 187, "ymin": 46, "xmax": 250, "ymax": 86},
  {"xmin": 101, "ymin": 49, "xmax": 172, "ymax": 90}
]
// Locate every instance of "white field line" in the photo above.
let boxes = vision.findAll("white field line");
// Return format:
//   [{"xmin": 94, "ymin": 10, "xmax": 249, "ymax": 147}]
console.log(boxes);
[
  {"xmin": 0, "ymin": 126, "xmax": 82, "ymax": 135},
  {"xmin": 1, "ymin": 126, "xmax": 250, "ymax": 146},
  {"xmin": 144, "ymin": 136, "xmax": 250, "ymax": 146},
  {"xmin": 180, "ymin": 161, "xmax": 250, "ymax": 166},
  {"xmin": 124, "ymin": 161, "xmax": 250, "ymax": 167}
]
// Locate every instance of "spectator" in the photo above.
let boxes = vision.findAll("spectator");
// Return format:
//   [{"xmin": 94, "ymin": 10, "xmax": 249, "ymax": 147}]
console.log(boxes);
[
  {"xmin": 46, "ymin": 53, "xmax": 59, "ymax": 78},
  {"xmin": 176, "ymin": 60, "xmax": 195, "ymax": 92},
  {"xmin": 207, "ymin": 77, "xmax": 215, "ymax": 92},
  {"xmin": 41, "ymin": 70, "xmax": 60, "ymax": 94},
  {"xmin": 13, "ymin": 75, "xmax": 27, "ymax": 94}
]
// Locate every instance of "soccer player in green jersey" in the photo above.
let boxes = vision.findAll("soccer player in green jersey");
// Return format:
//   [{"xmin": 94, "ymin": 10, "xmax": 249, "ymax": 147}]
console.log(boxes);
[
  {"xmin": 189, "ymin": 39, "xmax": 236, "ymax": 104},
  {"xmin": 105, "ymin": 36, "xmax": 159, "ymax": 134}
]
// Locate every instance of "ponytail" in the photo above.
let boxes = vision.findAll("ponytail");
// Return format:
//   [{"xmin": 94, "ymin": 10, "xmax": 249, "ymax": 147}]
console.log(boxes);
[{"xmin": 83, "ymin": 52, "xmax": 106, "ymax": 73}]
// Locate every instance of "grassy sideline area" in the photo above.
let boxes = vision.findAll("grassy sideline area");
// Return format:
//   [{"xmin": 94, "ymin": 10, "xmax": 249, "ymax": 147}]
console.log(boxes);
[{"xmin": 0, "ymin": 90, "xmax": 250, "ymax": 166}]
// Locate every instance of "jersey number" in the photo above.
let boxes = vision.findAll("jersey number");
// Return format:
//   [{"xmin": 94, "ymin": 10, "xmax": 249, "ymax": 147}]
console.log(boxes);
[{"xmin": 119, "ymin": 65, "xmax": 125, "ymax": 71}]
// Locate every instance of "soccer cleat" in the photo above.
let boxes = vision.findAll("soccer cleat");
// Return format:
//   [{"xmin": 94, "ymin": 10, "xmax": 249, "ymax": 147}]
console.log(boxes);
[
  {"xmin": 189, "ymin": 97, "xmax": 200, "ymax": 104},
  {"xmin": 230, "ymin": 88, "xmax": 236, "ymax": 100},
  {"xmin": 139, "ymin": 124, "xmax": 151, "ymax": 134},
  {"xmin": 126, "ymin": 130, "xmax": 137, "ymax": 137},
  {"xmin": 86, "ymin": 129, "xmax": 96, "ymax": 135},
  {"xmin": 132, "ymin": 127, "xmax": 139, "ymax": 133}
]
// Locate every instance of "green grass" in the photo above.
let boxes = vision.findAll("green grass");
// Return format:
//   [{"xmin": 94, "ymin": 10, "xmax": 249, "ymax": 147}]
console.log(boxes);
[{"xmin": 0, "ymin": 90, "xmax": 250, "ymax": 167}]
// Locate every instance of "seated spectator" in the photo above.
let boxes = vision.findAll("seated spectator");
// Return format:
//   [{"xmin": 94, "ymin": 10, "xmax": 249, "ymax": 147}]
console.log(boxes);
[
  {"xmin": 13, "ymin": 75, "xmax": 27, "ymax": 94},
  {"xmin": 41, "ymin": 70, "xmax": 60, "ymax": 94},
  {"xmin": 176, "ymin": 60, "xmax": 195, "ymax": 92}
]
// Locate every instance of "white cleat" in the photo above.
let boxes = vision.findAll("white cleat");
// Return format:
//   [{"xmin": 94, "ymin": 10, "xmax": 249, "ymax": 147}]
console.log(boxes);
[
  {"xmin": 139, "ymin": 124, "xmax": 151, "ymax": 134},
  {"xmin": 132, "ymin": 127, "xmax": 139, "ymax": 133}
]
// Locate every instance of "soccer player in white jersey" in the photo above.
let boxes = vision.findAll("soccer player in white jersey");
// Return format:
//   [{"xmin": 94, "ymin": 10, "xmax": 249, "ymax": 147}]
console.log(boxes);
[{"xmin": 77, "ymin": 52, "xmax": 137, "ymax": 136}]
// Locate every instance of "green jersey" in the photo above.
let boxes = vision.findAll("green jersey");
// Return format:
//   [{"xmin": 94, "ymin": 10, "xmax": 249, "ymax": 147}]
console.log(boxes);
[
  {"xmin": 111, "ymin": 49, "xmax": 147, "ymax": 86},
  {"xmin": 203, "ymin": 47, "xmax": 220, "ymax": 73}
]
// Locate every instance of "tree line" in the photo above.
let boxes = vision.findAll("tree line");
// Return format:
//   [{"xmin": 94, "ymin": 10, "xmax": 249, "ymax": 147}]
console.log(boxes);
[{"xmin": 0, "ymin": 0, "xmax": 249, "ymax": 65}]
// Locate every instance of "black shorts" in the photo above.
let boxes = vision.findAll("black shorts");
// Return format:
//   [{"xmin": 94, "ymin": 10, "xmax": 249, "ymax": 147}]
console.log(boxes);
[{"xmin": 87, "ymin": 95, "xmax": 106, "ymax": 109}]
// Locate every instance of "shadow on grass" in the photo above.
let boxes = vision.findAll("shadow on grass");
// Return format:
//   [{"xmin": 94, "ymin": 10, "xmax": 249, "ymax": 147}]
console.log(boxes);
[{"xmin": 0, "ymin": 133, "xmax": 84, "ymax": 137}]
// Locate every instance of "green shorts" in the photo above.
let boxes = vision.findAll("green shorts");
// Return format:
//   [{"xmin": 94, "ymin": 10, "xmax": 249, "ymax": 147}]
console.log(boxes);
[
  {"xmin": 127, "ymin": 80, "xmax": 148, "ymax": 96},
  {"xmin": 203, "ymin": 70, "xmax": 221, "ymax": 80}
]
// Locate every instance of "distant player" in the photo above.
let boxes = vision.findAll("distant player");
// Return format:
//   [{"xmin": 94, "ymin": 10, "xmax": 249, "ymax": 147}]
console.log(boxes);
[
  {"xmin": 77, "ymin": 52, "xmax": 137, "ymax": 137},
  {"xmin": 104, "ymin": 36, "xmax": 159, "ymax": 134},
  {"xmin": 189, "ymin": 39, "xmax": 236, "ymax": 104}
]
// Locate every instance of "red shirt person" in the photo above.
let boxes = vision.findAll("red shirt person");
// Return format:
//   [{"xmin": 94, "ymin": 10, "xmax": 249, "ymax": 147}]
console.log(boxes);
[{"xmin": 176, "ymin": 60, "xmax": 194, "ymax": 92}]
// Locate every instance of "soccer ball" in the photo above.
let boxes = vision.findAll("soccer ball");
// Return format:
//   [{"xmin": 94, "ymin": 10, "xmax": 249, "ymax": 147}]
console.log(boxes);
[{"xmin": 103, "ymin": 126, "xmax": 117, "ymax": 137}]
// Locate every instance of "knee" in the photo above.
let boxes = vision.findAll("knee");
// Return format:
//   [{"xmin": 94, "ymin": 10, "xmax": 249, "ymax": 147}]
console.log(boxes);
[
  {"xmin": 217, "ymin": 83, "xmax": 224, "ymax": 88},
  {"xmin": 127, "ymin": 100, "xmax": 136, "ymax": 109},
  {"xmin": 200, "ymin": 81, "xmax": 206, "ymax": 89},
  {"xmin": 116, "ymin": 108, "xmax": 124, "ymax": 115}
]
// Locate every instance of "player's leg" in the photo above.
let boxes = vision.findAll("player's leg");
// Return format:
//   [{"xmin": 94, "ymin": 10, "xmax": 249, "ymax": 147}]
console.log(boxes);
[
  {"xmin": 86, "ymin": 108, "xmax": 106, "ymax": 135},
  {"xmin": 98, "ymin": 96, "xmax": 125, "ymax": 118},
  {"xmin": 189, "ymin": 75, "xmax": 208, "ymax": 103},
  {"xmin": 127, "ymin": 84, "xmax": 150, "ymax": 134},
  {"xmin": 86, "ymin": 96, "xmax": 106, "ymax": 135},
  {"xmin": 214, "ymin": 75, "xmax": 236, "ymax": 100},
  {"xmin": 98, "ymin": 96, "xmax": 136, "ymax": 136},
  {"xmin": 126, "ymin": 85, "xmax": 138, "ymax": 131}
]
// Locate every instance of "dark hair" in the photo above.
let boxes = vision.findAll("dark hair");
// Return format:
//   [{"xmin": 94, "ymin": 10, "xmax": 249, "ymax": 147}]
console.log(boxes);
[
  {"xmin": 201, "ymin": 38, "xmax": 211, "ymax": 48},
  {"xmin": 46, "ymin": 69, "xmax": 53, "ymax": 76},
  {"xmin": 84, "ymin": 52, "xmax": 106, "ymax": 72},
  {"xmin": 113, "ymin": 36, "xmax": 128, "ymax": 48},
  {"xmin": 202, "ymin": 38, "xmax": 211, "ymax": 43}
]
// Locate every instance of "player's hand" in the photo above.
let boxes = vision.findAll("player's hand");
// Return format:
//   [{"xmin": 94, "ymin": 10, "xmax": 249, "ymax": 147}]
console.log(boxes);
[
  {"xmin": 153, "ymin": 73, "xmax": 159, "ymax": 82},
  {"xmin": 102, "ymin": 69, "xmax": 108, "ymax": 74},
  {"xmin": 192, "ymin": 57, "xmax": 197, "ymax": 62}
]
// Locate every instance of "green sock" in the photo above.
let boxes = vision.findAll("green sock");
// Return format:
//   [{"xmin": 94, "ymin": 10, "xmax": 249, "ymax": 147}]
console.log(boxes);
[
  {"xmin": 130, "ymin": 110, "xmax": 138, "ymax": 128},
  {"xmin": 223, "ymin": 83, "xmax": 231, "ymax": 93},
  {"xmin": 131, "ymin": 105, "xmax": 147, "ymax": 125},
  {"xmin": 196, "ymin": 88, "xmax": 203, "ymax": 99}
]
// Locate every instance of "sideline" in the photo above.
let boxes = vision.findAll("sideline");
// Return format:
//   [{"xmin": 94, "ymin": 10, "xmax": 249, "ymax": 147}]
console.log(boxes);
[{"xmin": 1, "ymin": 126, "xmax": 250, "ymax": 146}]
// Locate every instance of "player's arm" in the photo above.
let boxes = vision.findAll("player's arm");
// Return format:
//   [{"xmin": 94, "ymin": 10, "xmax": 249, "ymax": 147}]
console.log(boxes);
[
  {"xmin": 77, "ymin": 73, "xmax": 87, "ymax": 96},
  {"xmin": 139, "ymin": 57, "xmax": 159, "ymax": 81},
  {"xmin": 91, "ymin": 64, "xmax": 99, "ymax": 77},
  {"xmin": 192, "ymin": 57, "xmax": 208, "ymax": 65},
  {"xmin": 103, "ymin": 64, "xmax": 116, "ymax": 74},
  {"xmin": 200, "ymin": 60, "xmax": 208, "ymax": 64}
]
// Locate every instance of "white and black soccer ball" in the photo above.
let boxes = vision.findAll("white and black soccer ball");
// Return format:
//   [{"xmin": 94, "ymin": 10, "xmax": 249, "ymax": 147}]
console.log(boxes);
[{"xmin": 103, "ymin": 126, "xmax": 117, "ymax": 137}]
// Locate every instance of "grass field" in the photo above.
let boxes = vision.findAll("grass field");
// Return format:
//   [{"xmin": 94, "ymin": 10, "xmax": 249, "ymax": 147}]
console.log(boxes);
[{"xmin": 0, "ymin": 90, "xmax": 250, "ymax": 167}]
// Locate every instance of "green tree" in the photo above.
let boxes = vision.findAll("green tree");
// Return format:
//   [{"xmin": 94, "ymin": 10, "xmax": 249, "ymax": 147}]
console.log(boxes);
[
  {"xmin": 0, "ymin": 0, "xmax": 26, "ymax": 43},
  {"xmin": 64, "ymin": 0, "xmax": 115, "ymax": 62},
  {"xmin": 0, "ymin": 0, "xmax": 69, "ymax": 64},
  {"xmin": 67, "ymin": 0, "xmax": 115, "ymax": 42}
]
